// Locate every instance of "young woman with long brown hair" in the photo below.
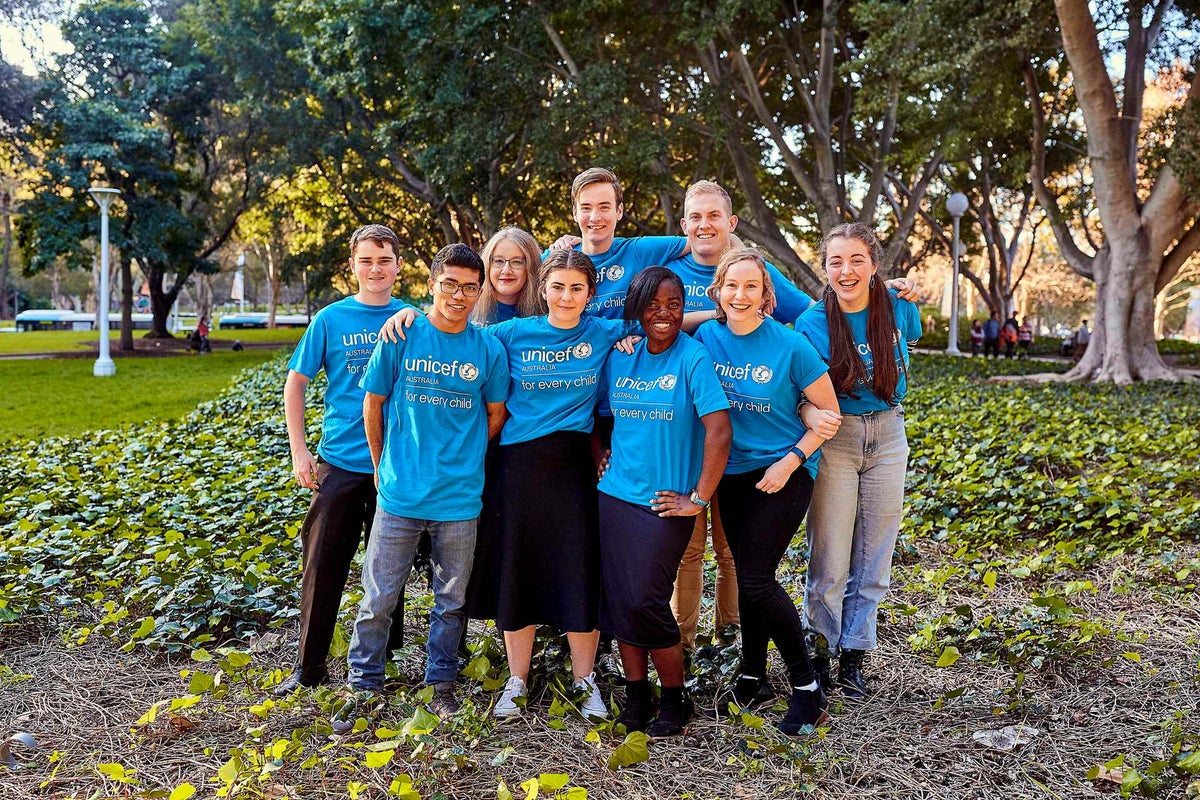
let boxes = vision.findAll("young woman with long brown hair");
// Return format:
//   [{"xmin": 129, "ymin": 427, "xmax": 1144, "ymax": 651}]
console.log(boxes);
[{"xmin": 794, "ymin": 223, "xmax": 922, "ymax": 700}]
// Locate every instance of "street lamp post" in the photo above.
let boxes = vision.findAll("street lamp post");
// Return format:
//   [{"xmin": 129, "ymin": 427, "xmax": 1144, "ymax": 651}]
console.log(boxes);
[
  {"xmin": 88, "ymin": 187, "xmax": 121, "ymax": 377},
  {"xmin": 945, "ymin": 192, "xmax": 969, "ymax": 356},
  {"xmin": 236, "ymin": 252, "xmax": 247, "ymax": 314}
]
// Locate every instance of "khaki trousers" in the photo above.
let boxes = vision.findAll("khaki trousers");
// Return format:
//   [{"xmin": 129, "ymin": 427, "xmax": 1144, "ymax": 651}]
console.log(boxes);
[{"xmin": 670, "ymin": 498, "xmax": 739, "ymax": 648}]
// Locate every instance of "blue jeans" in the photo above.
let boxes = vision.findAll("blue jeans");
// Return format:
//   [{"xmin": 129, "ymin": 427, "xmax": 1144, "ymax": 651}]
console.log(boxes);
[
  {"xmin": 803, "ymin": 407, "xmax": 908, "ymax": 652},
  {"xmin": 346, "ymin": 510, "xmax": 477, "ymax": 689}
]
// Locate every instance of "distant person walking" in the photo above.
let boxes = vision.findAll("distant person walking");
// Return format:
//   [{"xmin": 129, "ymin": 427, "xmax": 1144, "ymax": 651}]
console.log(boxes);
[
  {"xmin": 1017, "ymin": 319, "xmax": 1034, "ymax": 359},
  {"xmin": 982, "ymin": 312, "xmax": 1001, "ymax": 359},
  {"xmin": 1074, "ymin": 320, "xmax": 1091, "ymax": 361},
  {"xmin": 197, "ymin": 317, "xmax": 212, "ymax": 354},
  {"xmin": 1001, "ymin": 315, "xmax": 1019, "ymax": 359},
  {"xmin": 969, "ymin": 320, "xmax": 984, "ymax": 357}
]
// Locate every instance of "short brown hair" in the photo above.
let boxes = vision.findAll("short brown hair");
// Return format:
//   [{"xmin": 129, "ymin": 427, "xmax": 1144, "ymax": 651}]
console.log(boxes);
[
  {"xmin": 684, "ymin": 180, "xmax": 733, "ymax": 215},
  {"xmin": 706, "ymin": 247, "xmax": 776, "ymax": 323},
  {"xmin": 571, "ymin": 167, "xmax": 623, "ymax": 208},
  {"xmin": 348, "ymin": 224, "xmax": 401, "ymax": 259}
]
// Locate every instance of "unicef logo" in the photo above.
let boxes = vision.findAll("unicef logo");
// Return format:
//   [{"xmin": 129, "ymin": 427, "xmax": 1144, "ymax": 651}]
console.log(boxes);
[
  {"xmin": 572, "ymin": 342, "xmax": 593, "ymax": 359},
  {"xmin": 458, "ymin": 363, "xmax": 479, "ymax": 382},
  {"xmin": 751, "ymin": 365, "xmax": 773, "ymax": 384},
  {"xmin": 658, "ymin": 374, "xmax": 677, "ymax": 391},
  {"xmin": 605, "ymin": 264, "xmax": 625, "ymax": 282}
]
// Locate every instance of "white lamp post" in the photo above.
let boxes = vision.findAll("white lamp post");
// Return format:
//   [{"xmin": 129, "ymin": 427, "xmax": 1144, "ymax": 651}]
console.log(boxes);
[
  {"xmin": 236, "ymin": 252, "xmax": 247, "ymax": 313},
  {"xmin": 945, "ymin": 192, "xmax": 969, "ymax": 356},
  {"xmin": 88, "ymin": 187, "xmax": 120, "ymax": 377}
]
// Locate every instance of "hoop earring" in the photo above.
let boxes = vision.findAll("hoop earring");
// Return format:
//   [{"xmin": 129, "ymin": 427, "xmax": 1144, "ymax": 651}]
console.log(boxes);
[{"xmin": 869, "ymin": 275, "xmax": 876, "ymax": 289}]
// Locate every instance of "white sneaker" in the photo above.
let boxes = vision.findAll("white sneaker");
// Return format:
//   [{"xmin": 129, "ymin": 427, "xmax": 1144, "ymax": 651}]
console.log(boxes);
[
  {"xmin": 575, "ymin": 672, "xmax": 608, "ymax": 720},
  {"xmin": 494, "ymin": 675, "xmax": 527, "ymax": 718}
]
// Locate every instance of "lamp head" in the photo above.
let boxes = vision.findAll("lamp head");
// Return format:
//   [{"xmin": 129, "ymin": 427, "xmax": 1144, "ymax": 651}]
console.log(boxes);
[
  {"xmin": 946, "ymin": 192, "xmax": 969, "ymax": 218},
  {"xmin": 87, "ymin": 186, "xmax": 121, "ymax": 212}
]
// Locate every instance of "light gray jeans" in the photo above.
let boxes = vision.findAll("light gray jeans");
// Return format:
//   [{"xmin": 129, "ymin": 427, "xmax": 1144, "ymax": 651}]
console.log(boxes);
[{"xmin": 803, "ymin": 406, "xmax": 908, "ymax": 653}]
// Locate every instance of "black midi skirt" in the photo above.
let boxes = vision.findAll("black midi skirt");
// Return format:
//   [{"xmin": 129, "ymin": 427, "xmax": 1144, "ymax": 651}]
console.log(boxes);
[
  {"xmin": 598, "ymin": 491, "xmax": 694, "ymax": 649},
  {"xmin": 467, "ymin": 430, "xmax": 601, "ymax": 632}
]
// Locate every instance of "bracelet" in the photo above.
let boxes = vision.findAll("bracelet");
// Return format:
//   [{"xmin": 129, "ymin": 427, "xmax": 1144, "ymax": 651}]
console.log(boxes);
[{"xmin": 789, "ymin": 446, "xmax": 808, "ymax": 465}]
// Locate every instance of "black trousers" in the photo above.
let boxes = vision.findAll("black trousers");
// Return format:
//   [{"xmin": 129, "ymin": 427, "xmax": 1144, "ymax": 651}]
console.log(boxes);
[
  {"xmin": 983, "ymin": 337, "xmax": 1000, "ymax": 358},
  {"xmin": 717, "ymin": 465, "xmax": 815, "ymax": 685},
  {"xmin": 296, "ymin": 462, "xmax": 404, "ymax": 677}
]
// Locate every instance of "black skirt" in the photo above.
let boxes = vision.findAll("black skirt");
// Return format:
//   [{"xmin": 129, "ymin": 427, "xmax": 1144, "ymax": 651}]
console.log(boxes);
[
  {"xmin": 468, "ymin": 430, "xmax": 601, "ymax": 632},
  {"xmin": 463, "ymin": 440, "xmax": 504, "ymax": 621},
  {"xmin": 598, "ymin": 491, "xmax": 695, "ymax": 649}
]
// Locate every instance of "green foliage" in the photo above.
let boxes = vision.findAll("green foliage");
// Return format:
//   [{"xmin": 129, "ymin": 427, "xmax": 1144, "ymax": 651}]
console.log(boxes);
[
  {"xmin": 0, "ymin": 350, "xmax": 304, "ymax": 646},
  {"xmin": 905, "ymin": 355, "xmax": 1200, "ymax": 556}
]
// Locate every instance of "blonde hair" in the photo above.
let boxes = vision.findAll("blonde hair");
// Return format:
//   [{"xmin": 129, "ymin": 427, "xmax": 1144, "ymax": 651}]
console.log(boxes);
[
  {"xmin": 472, "ymin": 227, "xmax": 546, "ymax": 324},
  {"xmin": 706, "ymin": 247, "xmax": 776, "ymax": 324},
  {"xmin": 684, "ymin": 180, "xmax": 733, "ymax": 215}
]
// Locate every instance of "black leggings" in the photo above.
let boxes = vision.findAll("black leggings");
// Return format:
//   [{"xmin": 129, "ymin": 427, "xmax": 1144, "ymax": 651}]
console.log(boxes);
[{"xmin": 717, "ymin": 465, "xmax": 815, "ymax": 686}]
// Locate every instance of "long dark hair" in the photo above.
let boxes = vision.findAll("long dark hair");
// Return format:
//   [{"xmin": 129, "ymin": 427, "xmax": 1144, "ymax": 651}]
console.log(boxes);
[{"xmin": 820, "ymin": 223, "xmax": 901, "ymax": 404}]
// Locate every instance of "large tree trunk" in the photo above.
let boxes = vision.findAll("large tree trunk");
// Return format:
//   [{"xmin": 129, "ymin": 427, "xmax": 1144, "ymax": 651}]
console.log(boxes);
[
  {"xmin": 1044, "ymin": 0, "xmax": 1197, "ymax": 383},
  {"xmin": 0, "ymin": 186, "xmax": 11, "ymax": 320}
]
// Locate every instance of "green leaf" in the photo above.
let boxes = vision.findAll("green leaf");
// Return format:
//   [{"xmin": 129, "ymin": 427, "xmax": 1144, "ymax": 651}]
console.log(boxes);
[
  {"xmin": 982, "ymin": 570, "xmax": 997, "ymax": 590},
  {"xmin": 190, "ymin": 649, "xmax": 213, "ymax": 662},
  {"xmin": 1120, "ymin": 651, "xmax": 1141, "ymax": 662},
  {"xmin": 96, "ymin": 762, "xmax": 134, "ymax": 782},
  {"xmin": 607, "ymin": 731, "xmax": 650, "ymax": 770},
  {"xmin": 538, "ymin": 774, "xmax": 569, "ymax": 791},
  {"xmin": 365, "ymin": 749, "xmax": 394, "ymax": 769},
  {"xmin": 130, "ymin": 616, "xmax": 156, "ymax": 640},
  {"xmin": 169, "ymin": 784, "xmax": 197, "ymax": 800},
  {"xmin": 1177, "ymin": 751, "xmax": 1200, "ymax": 773},
  {"xmin": 563, "ymin": 789, "xmax": 587, "ymax": 800},
  {"xmin": 936, "ymin": 646, "xmax": 961, "ymax": 667},
  {"xmin": 497, "ymin": 780, "xmax": 513, "ymax": 800}
]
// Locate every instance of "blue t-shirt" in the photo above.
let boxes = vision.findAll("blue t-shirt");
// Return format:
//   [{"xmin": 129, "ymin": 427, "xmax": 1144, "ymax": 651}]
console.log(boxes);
[
  {"xmin": 598, "ymin": 335, "xmax": 730, "ymax": 506},
  {"xmin": 664, "ymin": 253, "xmax": 814, "ymax": 323},
  {"xmin": 543, "ymin": 236, "xmax": 686, "ymax": 319},
  {"xmin": 694, "ymin": 318, "xmax": 828, "ymax": 478},
  {"xmin": 477, "ymin": 301, "xmax": 518, "ymax": 326},
  {"xmin": 287, "ymin": 296, "xmax": 411, "ymax": 474},
  {"xmin": 359, "ymin": 316, "xmax": 509, "ymax": 521},
  {"xmin": 795, "ymin": 290, "xmax": 922, "ymax": 415},
  {"xmin": 489, "ymin": 315, "xmax": 633, "ymax": 446}
]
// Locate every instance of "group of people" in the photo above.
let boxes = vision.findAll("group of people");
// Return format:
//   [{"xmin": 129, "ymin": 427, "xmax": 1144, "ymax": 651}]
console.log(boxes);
[
  {"xmin": 275, "ymin": 169, "xmax": 922, "ymax": 742},
  {"xmin": 971, "ymin": 312, "xmax": 1034, "ymax": 359}
]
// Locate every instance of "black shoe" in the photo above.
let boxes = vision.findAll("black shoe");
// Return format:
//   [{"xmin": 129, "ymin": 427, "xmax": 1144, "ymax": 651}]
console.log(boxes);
[
  {"xmin": 776, "ymin": 686, "xmax": 828, "ymax": 735},
  {"xmin": 429, "ymin": 685, "xmax": 461, "ymax": 720},
  {"xmin": 615, "ymin": 680, "xmax": 655, "ymax": 733},
  {"xmin": 273, "ymin": 667, "xmax": 328, "ymax": 696},
  {"xmin": 646, "ymin": 691, "xmax": 694, "ymax": 739},
  {"xmin": 713, "ymin": 675, "xmax": 776, "ymax": 718},
  {"xmin": 811, "ymin": 656, "xmax": 834, "ymax": 694},
  {"xmin": 838, "ymin": 649, "xmax": 869, "ymax": 700},
  {"xmin": 804, "ymin": 629, "xmax": 835, "ymax": 693},
  {"xmin": 595, "ymin": 651, "xmax": 626, "ymax": 687}
]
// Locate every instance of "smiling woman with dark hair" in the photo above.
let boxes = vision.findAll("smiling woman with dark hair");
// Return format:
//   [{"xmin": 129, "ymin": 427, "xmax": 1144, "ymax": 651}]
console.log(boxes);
[{"xmin": 596, "ymin": 266, "xmax": 732, "ymax": 739}]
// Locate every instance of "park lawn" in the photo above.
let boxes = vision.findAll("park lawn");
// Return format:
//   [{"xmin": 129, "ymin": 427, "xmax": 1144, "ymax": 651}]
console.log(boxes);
[
  {"xmin": 0, "ymin": 326, "xmax": 304, "ymax": 355},
  {"xmin": 0, "ymin": 350, "xmax": 278, "ymax": 441}
]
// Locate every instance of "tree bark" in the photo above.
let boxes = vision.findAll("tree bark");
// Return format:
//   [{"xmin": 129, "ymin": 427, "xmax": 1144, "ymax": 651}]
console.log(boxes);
[
  {"xmin": 119, "ymin": 254, "xmax": 134, "ymax": 352},
  {"xmin": 1041, "ymin": 0, "xmax": 1198, "ymax": 382}
]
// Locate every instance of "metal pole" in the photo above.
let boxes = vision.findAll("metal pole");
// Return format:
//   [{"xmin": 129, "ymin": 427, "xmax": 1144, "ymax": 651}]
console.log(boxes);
[
  {"xmin": 946, "ymin": 213, "xmax": 962, "ymax": 355},
  {"xmin": 89, "ymin": 187, "xmax": 120, "ymax": 376}
]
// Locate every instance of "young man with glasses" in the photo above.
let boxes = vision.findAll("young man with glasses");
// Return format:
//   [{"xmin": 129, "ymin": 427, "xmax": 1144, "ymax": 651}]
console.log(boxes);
[
  {"xmin": 333, "ymin": 243, "xmax": 509, "ymax": 730},
  {"xmin": 274, "ymin": 224, "xmax": 411, "ymax": 695}
]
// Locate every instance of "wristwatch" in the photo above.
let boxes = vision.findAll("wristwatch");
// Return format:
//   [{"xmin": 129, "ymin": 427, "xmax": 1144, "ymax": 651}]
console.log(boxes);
[
  {"xmin": 688, "ymin": 490, "xmax": 711, "ymax": 509},
  {"xmin": 789, "ymin": 446, "xmax": 808, "ymax": 465}
]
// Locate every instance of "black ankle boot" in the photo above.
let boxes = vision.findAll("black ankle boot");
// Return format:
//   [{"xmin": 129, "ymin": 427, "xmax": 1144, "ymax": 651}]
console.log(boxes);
[
  {"xmin": 812, "ymin": 656, "xmax": 834, "ymax": 693},
  {"xmin": 805, "ymin": 629, "xmax": 835, "ymax": 693},
  {"xmin": 838, "ymin": 649, "xmax": 869, "ymax": 700},
  {"xmin": 776, "ymin": 685, "xmax": 828, "ymax": 735},
  {"xmin": 646, "ymin": 687, "xmax": 693, "ymax": 739},
  {"xmin": 616, "ymin": 679, "xmax": 655, "ymax": 733}
]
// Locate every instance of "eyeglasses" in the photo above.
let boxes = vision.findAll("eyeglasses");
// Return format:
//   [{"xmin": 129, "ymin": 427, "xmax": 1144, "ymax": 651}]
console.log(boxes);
[
  {"xmin": 490, "ymin": 256, "xmax": 528, "ymax": 271},
  {"xmin": 433, "ymin": 279, "xmax": 481, "ymax": 297}
]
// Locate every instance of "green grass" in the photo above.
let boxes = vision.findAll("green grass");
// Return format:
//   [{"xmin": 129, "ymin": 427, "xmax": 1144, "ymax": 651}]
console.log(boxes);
[
  {"xmin": 0, "ymin": 350, "xmax": 279, "ymax": 440},
  {"xmin": 0, "ymin": 326, "xmax": 304, "ymax": 354}
]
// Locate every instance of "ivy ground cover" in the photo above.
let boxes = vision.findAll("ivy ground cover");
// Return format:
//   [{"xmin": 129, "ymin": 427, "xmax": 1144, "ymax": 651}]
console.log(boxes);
[{"xmin": 0, "ymin": 353, "xmax": 1197, "ymax": 798}]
